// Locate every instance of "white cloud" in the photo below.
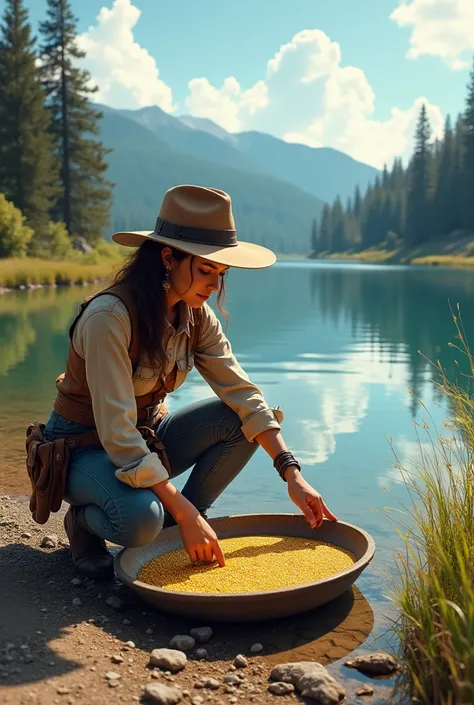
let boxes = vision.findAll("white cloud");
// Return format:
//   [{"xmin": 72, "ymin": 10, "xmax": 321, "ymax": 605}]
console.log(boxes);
[
  {"xmin": 184, "ymin": 29, "xmax": 444, "ymax": 168},
  {"xmin": 185, "ymin": 77, "xmax": 268, "ymax": 133},
  {"xmin": 77, "ymin": 0, "xmax": 174, "ymax": 111},
  {"xmin": 391, "ymin": 0, "xmax": 474, "ymax": 69}
]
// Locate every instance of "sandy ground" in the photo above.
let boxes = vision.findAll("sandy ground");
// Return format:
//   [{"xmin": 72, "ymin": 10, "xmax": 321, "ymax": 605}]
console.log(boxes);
[{"xmin": 0, "ymin": 496, "xmax": 400, "ymax": 705}]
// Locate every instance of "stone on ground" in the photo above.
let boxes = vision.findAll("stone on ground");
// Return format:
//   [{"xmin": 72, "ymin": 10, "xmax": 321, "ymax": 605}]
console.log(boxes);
[
  {"xmin": 143, "ymin": 682, "xmax": 183, "ymax": 704},
  {"xmin": 270, "ymin": 661, "xmax": 345, "ymax": 704},
  {"xmin": 149, "ymin": 648, "xmax": 187, "ymax": 673},
  {"xmin": 344, "ymin": 652, "xmax": 399, "ymax": 676}
]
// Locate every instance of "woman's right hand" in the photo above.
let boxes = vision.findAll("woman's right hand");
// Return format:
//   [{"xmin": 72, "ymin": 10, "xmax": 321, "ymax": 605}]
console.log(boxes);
[{"xmin": 178, "ymin": 510, "xmax": 226, "ymax": 567}]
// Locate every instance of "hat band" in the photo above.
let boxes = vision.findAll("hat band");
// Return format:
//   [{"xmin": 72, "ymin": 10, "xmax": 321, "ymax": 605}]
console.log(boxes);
[{"xmin": 155, "ymin": 217, "xmax": 238, "ymax": 247}]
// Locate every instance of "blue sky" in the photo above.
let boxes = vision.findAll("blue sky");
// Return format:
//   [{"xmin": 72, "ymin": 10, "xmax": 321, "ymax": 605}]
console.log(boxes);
[{"xmin": 2, "ymin": 0, "xmax": 473, "ymax": 167}]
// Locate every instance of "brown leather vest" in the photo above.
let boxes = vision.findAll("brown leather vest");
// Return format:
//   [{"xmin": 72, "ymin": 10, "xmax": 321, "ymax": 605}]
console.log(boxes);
[{"xmin": 54, "ymin": 282, "xmax": 201, "ymax": 427}]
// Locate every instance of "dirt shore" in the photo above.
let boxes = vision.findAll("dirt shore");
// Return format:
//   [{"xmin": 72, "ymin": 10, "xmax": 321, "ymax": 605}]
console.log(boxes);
[{"xmin": 0, "ymin": 496, "xmax": 398, "ymax": 705}]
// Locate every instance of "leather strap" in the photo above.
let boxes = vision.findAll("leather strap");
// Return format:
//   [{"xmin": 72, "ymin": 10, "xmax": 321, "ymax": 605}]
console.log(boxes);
[{"xmin": 155, "ymin": 217, "xmax": 237, "ymax": 248}]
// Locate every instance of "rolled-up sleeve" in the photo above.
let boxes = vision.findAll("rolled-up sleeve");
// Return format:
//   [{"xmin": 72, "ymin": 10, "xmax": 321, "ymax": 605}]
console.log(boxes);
[
  {"xmin": 193, "ymin": 304, "xmax": 283, "ymax": 441},
  {"xmin": 74, "ymin": 298, "xmax": 169, "ymax": 488}
]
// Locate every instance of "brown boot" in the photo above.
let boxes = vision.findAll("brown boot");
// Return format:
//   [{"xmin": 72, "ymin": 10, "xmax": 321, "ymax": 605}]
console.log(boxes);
[{"xmin": 63, "ymin": 505, "xmax": 114, "ymax": 580}]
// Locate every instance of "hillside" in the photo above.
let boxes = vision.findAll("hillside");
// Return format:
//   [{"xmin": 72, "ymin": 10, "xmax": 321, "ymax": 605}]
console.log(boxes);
[
  {"xmin": 100, "ymin": 111, "xmax": 325, "ymax": 253},
  {"xmin": 99, "ymin": 104, "xmax": 379, "ymax": 205}
]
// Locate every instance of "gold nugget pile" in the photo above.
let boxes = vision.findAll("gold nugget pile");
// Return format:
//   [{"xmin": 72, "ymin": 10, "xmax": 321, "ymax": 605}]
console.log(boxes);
[{"xmin": 138, "ymin": 535, "xmax": 355, "ymax": 593}]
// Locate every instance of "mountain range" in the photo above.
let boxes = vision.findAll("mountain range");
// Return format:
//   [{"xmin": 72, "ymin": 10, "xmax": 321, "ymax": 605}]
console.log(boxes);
[{"xmin": 98, "ymin": 104, "xmax": 379, "ymax": 254}]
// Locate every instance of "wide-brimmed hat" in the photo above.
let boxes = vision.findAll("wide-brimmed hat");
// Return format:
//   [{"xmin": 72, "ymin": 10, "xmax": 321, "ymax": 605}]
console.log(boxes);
[{"xmin": 112, "ymin": 185, "xmax": 276, "ymax": 269}]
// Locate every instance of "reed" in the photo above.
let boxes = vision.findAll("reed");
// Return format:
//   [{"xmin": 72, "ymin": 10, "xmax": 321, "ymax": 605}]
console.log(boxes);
[{"xmin": 385, "ymin": 306, "xmax": 474, "ymax": 705}]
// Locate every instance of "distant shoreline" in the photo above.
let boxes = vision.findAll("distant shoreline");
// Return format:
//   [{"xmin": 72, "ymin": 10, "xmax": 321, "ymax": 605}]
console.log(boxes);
[{"xmin": 3, "ymin": 245, "xmax": 474, "ymax": 296}]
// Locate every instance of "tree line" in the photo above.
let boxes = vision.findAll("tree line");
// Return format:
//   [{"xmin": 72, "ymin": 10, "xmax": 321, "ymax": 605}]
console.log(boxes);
[
  {"xmin": 311, "ymin": 60, "xmax": 474, "ymax": 254},
  {"xmin": 0, "ymin": 0, "xmax": 112, "ymax": 257}
]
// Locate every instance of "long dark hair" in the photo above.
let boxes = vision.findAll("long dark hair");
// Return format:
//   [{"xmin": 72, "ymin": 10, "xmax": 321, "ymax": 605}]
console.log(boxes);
[{"xmin": 113, "ymin": 240, "xmax": 227, "ymax": 367}]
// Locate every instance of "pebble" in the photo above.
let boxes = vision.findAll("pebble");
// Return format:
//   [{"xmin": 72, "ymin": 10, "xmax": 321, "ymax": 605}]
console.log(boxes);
[
  {"xmin": 151, "ymin": 670, "xmax": 161, "ymax": 679},
  {"xmin": 122, "ymin": 619, "xmax": 132, "ymax": 626},
  {"xmin": 268, "ymin": 682, "xmax": 295, "ymax": 696},
  {"xmin": 106, "ymin": 595, "xmax": 125, "ymax": 610},
  {"xmin": 21, "ymin": 531, "xmax": 32, "ymax": 539},
  {"xmin": 233, "ymin": 655, "xmax": 248, "ymax": 669},
  {"xmin": 143, "ymin": 682, "xmax": 183, "ymax": 704},
  {"xmin": 169, "ymin": 635, "xmax": 195, "ymax": 652},
  {"xmin": 203, "ymin": 677, "xmax": 220, "ymax": 690},
  {"xmin": 125, "ymin": 641, "xmax": 135, "ymax": 648},
  {"xmin": 191, "ymin": 698, "xmax": 204, "ymax": 705},
  {"xmin": 70, "ymin": 578, "xmax": 82, "ymax": 587},
  {"xmin": 111, "ymin": 654, "xmax": 124, "ymax": 664},
  {"xmin": 71, "ymin": 598, "xmax": 82, "ymax": 607},
  {"xmin": 56, "ymin": 686, "xmax": 71, "ymax": 695},
  {"xmin": 249, "ymin": 643, "xmax": 263, "ymax": 654},
  {"xmin": 105, "ymin": 671, "xmax": 121, "ymax": 681},
  {"xmin": 189, "ymin": 626, "xmax": 213, "ymax": 644},
  {"xmin": 344, "ymin": 652, "xmax": 399, "ymax": 676},
  {"xmin": 146, "ymin": 628, "xmax": 154, "ymax": 635},
  {"xmin": 40, "ymin": 534, "xmax": 58, "ymax": 548},
  {"xmin": 223, "ymin": 674, "xmax": 241, "ymax": 686},
  {"xmin": 194, "ymin": 648, "xmax": 208, "ymax": 660},
  {"xmin": 149, "ymin": 648, "xmax": 187, "ymax": 674},
  {"xmin": 40, "ymin": 607, "xmax": 48, "ymax": 613},
  {"xmin": 356, "ymin": 684, "xmax": 375, "ymax": 696}
]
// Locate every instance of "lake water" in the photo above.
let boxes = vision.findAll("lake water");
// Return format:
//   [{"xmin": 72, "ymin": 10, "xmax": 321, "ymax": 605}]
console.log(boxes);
[{"xmin": 2, "ymin": 259, "xmax": 474, "ymax": 696}]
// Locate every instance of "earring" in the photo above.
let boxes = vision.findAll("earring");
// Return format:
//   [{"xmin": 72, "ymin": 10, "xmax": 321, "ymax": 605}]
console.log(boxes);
[{"xmin": 162, "ymin": 267, "xmax": 171, "ymax": 292}]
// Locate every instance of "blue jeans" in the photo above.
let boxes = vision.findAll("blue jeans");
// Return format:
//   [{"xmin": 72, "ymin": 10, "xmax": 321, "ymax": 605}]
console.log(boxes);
[{"xmin": 44, "ymin": 398, "xmax": 257, "ymax": 547}]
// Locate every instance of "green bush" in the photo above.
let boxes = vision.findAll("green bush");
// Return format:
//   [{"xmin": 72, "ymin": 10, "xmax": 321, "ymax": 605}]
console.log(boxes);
[
  {"xmin": 0, "ymin": 193, "xmax": 33, "ymax": 258},
  {"xmin": 28, "ymin": 220, "xmax": 74, "ymax": 260}
]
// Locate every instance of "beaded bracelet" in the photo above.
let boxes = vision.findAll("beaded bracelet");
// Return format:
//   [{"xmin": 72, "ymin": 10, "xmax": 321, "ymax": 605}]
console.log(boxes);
[{"xmin": 273, "ymin": 449, "xmax": 301, "ymax": 482}]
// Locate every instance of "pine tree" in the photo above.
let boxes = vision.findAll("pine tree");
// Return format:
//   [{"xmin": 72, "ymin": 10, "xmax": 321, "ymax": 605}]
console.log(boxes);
[
  {"xmin": 406, "ymin": 104, "xmax": 434, "ymax": 245},
  {"xmin": 0, "ymin": 0, "xmax": 59, "ymax": 236},
  {"xmin": 353, "ymin": 186, "xmax": 362, "ymax": 220},
  {"xmin": 40, "ymin": 0, "xmax": 113, "ymax": 243},
  {"xmin": 311, "ymin": 217, "xmax": 319, "ymax": 253},
  {"xmin": 433, "ymin": 115, "xmax": 460, "ymax": 237},
  {"xmin": 462, "ymin": 58, "xmax": 474, "ymax": 232},
  {"xmin": 331, "ymin": 198, "xmax": 345, "ymax": 252},
  {"xmin": 319, "ymin": 204, "xmax": 332, "ymax": 252}
]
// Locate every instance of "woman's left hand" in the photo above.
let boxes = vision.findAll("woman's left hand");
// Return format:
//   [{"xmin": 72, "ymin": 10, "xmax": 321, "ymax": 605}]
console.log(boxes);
[{"xmin": 286, "ymin": 469, "xmax": 338, "ymax": 529}]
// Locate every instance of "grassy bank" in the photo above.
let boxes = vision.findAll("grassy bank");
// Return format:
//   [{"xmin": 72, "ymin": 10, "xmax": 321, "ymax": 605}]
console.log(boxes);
[
  {"xmin": 386, "ymin": 311, "xmax": 474, "ymax": 704},
  {"xmin": 311, "ymin": 235, "xmax": 474, "ymax": 269},
  {"xmin": 0, "ymin": 255, "xmax": 124, "ymax": 290}
]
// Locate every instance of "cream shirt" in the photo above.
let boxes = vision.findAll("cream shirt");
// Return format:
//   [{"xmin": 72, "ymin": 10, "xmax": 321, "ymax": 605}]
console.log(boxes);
[{"xmin": 72, "ymin": 294, "xmax": 283, "ymax": 489}]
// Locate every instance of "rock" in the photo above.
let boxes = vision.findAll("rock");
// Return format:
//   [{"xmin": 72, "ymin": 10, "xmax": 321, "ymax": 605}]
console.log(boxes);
[
  {"xmin": 223, "ymin": 674, "xmax": 241, "ymax": 686},
  {"xmin": 71, "ymin": 236, "xmax": 93, "ymax": 255},
  {"xmin": 344, "ymin": 652, "xmax": 399, "ymax": 676},
  {"xmin": 189, "ymin": 627, "xmax": 213, "ymax": 644},
  {"xmin": 71, "ymin": 598, "xmax": 82, "ymax": 607},
  {"xmin": 105, "ymin": 672, "xmax": 121, "ymax": 681},
  {"xmin": 111, "ymin": 654, "xmax": 124, "ymax": 664},
  {"xmin": 233, "ymin": 654, "xmax": 248, "ymax": 669},
  {"xmin": 151, "ymin": 670, "xmax": 161, "ymax": 679},
  {"xmin": 195, "ymin": 648, "xmax": 208, "ymax": 660},
  {"xmin": 70, "ymin": 578, "xmax": 82, "ymax": 587},
  {"xmin": 149, "ymin": 649, "xmax": 187, "ymax": 673},
  {"xmin": 122, "ymin": 619, "xmax": 132, "ymax": 626},
  {"xmin": 144, "ymin": 683, "xmax": 183, "ymax": 704},
  {"xmin": 356, "ymin": 684, "xmax": 375, "ymax": 696},
  {"xmin": 106, "ymin": 595, "xmax": 125, "ymax": 611},
  {"xmin": 249, "ymin": 643, "xmax": 263, "ymax": 654},
  {"xmin": 169, "ymin": 635, "xmax": 195, "ymax": 652},
  {"xmin": 40, "ymin": 534, "xmax": 58, "ymax": 549},
  {"xmin": 270, "ymin": 662, "xmax": 345, "ymax": 704},
  {"xmin": 191, "ymin": 698, "xmax": 204, "ymax": 705},
  {"xmin": 268, "ymin": 682, "xmax": 295, "ymax": 696},
  {"xmin": 21, "ymin": 531, "xmax": 32, "ymax": 539},
  {"xmin": 203, "ymin": 678, "xmax": 220, "ymax": 690},
  {"xmin": 125, "ymin": 641, "xmax": 135, "ymax": 649},
  {"xmin": 146, "ymin": 628, "xmax": 154, "ymax": 635},
  {"xmin": 56, "ymin": 686, "xmax": 71, "ymax": 694}
]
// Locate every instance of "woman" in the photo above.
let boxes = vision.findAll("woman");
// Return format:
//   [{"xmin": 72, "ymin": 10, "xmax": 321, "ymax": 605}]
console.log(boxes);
[{"xmin": 45, "ymin": 185, "xmax": 337, "ymax": 580}]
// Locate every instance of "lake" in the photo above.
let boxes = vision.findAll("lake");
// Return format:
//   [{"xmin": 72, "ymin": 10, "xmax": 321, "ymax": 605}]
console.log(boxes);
[{"xmin": 2, "ymin": 259, "xmax": 473, "ymax": 692}]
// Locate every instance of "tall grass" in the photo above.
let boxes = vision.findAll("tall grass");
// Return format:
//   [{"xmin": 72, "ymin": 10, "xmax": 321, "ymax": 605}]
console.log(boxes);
[
  {"xmin": 0, "ymin": 255, "xmax": 123, "ymax": 289},
  {"xmin": 386, "ymin": 307, "xmax": 474, "ymax": 705}
]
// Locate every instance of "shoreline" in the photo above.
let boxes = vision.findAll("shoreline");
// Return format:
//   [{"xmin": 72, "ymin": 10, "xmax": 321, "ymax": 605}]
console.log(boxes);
[{"xmin": 3, "ymin": 248, "xmax": 474, "ymax": 298}]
